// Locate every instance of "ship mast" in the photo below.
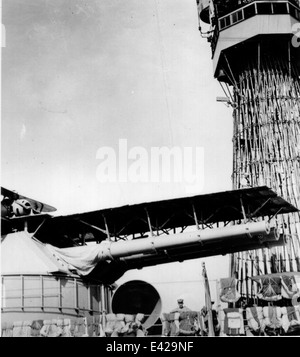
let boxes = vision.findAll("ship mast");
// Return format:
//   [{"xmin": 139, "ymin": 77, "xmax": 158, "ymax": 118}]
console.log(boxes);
[{"xmin": 197, "ymin": 0, "xmax": 300, "ymax": 300}]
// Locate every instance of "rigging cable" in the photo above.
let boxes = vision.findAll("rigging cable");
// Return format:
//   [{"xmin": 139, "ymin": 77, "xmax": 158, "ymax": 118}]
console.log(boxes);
[{"xmin": 154, "ymin": 0, "xmax": 174, "ymax": 146}]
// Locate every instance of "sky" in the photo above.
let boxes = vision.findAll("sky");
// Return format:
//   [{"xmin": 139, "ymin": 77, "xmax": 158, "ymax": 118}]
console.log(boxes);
[
  {"xmin": 1, "ymin": 0, "xmax": 233, "ymax": 308},
  {"xmin": 1, "ymin": 0, "xmax": 233, "ymax": 215}
]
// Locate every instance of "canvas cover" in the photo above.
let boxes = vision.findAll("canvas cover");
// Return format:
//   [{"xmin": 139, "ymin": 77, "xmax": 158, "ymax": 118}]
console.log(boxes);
[
  {"xmin": 1, "ymin": 231, "xmax": 70, "ymax": 275},
  {"xmin": 45, "ymin": 243, "xmax": 104, "ymax": 276}
]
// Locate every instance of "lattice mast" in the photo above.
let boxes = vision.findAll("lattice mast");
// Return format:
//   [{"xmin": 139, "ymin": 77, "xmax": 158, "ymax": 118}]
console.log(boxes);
[{"xmin": 197, "ymin": 0, "xmax": 300, "ymax": 299}]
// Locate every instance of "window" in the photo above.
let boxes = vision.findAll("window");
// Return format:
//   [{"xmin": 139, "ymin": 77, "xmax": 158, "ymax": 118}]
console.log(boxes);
[
  {"xmin": 243, "ymin": 3, "xmax": 256, "ymax": 19},
  {"xmin": 225, "ymin": 16, "xmax": 231, "ymax": 27},
  {"xmin": 232, "ymin": 10, "xmax": 243, "ymax": 24},
  {"xmin": 289, "ymin": 3, "xmax": 297, "ymax": 17},
  {"xmin": 273, "ymin": 3, "xmax": 288, "ymax": 14},
  {"xmin": 219, "ymin": 18, "xmax": 226, "ymax": 30},
  {"xmin": 257, "ymin": 3, "xmax": 272, "ymax": 15},
  {"xmin": 219, "ymin": 16, "xmax": 231, "ymax": 30}
]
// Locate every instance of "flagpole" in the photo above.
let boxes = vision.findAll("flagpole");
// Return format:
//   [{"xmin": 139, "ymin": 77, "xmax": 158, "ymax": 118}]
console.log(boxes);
[
  {"xmin": 215, "ymin": 279, "xmax": 221, "ymax": 316},
  {"xmin": 202, "ymin": 262, "xmax": 215, "ymax": 336}
]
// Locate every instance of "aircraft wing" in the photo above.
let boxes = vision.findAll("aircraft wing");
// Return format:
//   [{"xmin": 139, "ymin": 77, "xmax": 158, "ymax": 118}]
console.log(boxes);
[
  {"xmin": 1, "ymin": 186, "xmax": 57, "ymax": 213},
  {"xmin": 1, "ymin": 187, "xmax": 19, "ymax": 201},
  {"xmin": 34, "ymin": 186, "xmax": 298, "ymax": 248}
]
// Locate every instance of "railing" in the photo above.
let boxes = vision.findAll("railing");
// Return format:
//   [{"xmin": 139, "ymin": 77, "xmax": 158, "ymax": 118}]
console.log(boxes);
[
  {"xmin": 1, "ymin": 274, "xmax": 103, "ymax": 315},
  {"xmin": 215, "ymin": 0, "xmax": 299, "ymax": 19},
  {"xmin": 217, "ymin": 1, "xmax": 300, "ymax": 32}
]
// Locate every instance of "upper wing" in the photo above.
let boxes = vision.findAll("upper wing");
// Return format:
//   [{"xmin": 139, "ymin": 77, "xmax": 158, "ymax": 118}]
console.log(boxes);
[
  {"xmin": 34, "ymin": 186, "xmax": 298, "ymax": 247},
  {"xmin": 1, "ymin": 187, "xmax": 57, "ymax": 235},
  {"xmin": 1, "ymin": 187, "xmax": 19, "ymax": 201},
  {"xmin": 1, "ymin": 186, "xmax": 57, "ymax": 213}
]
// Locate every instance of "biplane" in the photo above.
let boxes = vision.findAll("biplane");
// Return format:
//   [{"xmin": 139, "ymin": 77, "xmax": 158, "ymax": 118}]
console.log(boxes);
[
  {"xmin": 1, "ymin": 186, "xmax": 57, "ymax": 234},
  {"xmin": 2, "ymin": 185, "xmax": 297, "ymax": 283}
]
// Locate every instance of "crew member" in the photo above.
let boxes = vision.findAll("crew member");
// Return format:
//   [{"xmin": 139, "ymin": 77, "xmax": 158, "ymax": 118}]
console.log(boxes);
[{"xmin": 170, "ymin": 298, "xmax": 192, "ymax": 313}]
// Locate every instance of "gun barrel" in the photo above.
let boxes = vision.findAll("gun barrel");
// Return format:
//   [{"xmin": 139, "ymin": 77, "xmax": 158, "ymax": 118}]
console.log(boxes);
[
  {"xmin": 105, "ymin": 220, "xmax": 274, "ymax": 259},
  {"xmin": 46, "ymin": 221, "xmax": 277, "ymax": 276}
]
